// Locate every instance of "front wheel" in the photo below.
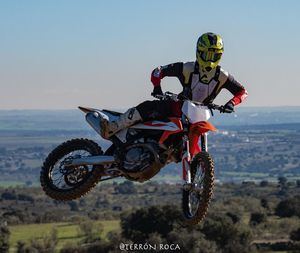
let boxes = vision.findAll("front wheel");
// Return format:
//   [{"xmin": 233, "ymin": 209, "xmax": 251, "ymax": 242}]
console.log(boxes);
[
  {"xmin": 40, "ymin": 138, "xmax": 103, "ymax": 201},
  {"xmin": 182, "ymin": 152, "xmax": 214, "ymax": 225}
]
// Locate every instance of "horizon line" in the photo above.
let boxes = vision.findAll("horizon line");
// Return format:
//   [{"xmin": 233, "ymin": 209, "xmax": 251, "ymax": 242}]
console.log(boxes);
[{"xmin": 0, "ymin": 105, "xmax": 300, "ymax": 111}]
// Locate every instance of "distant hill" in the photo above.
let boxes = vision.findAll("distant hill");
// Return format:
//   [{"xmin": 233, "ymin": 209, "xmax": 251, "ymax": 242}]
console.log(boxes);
[
  {"xmin": 0, "ymin": 106, "xmax": 299, "ymax": 131},
  {"xmin": 0, "ymin": 107, "xmax": 299, "ymax": 184}
]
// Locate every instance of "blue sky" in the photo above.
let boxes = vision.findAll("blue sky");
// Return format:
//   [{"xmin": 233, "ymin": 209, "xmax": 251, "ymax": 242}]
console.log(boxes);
[{"xmin": 0, "ymin": 0, "xmax": 299, "ymax": 109}]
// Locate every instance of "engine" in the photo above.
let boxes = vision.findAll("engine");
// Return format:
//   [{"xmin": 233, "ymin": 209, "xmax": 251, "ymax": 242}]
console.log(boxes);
[{"xmin": 121, "ymin": 142, "xmax": 164, "ymax": 182}]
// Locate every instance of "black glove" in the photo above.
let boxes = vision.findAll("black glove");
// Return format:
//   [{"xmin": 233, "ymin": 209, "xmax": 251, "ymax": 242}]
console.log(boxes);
[
  {"xmin": 221, "ymin": 101, "xmax": 235, "ymax": 113},
  {"xmin": 178, "ymin": 87, "xmax": 191, "ymax": 100},
  {"xmin": 151, "ymin": 86, "xmax": 163, "ymax": 97}
]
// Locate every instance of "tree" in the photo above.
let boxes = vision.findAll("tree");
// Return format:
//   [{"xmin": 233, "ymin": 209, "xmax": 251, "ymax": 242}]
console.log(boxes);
[
  {"xmin": 278, "ymin": 176, "xmax": 288, "ymax": 188},
  {"xmin": 17, "ymin": 194, "xmax": 34, "ymax": 203},
  {"xmin": 249, "ymin": 212, "xmax": 267, "ymax": 226},
  {"xmin": 1, "ymin": 191, "xmax": 17, "ymax": 200},
  {"xmin": 226, "ymin": 212, "xmax": 240, "ymax": 224},
  {"xmin": 290, "ymin": 228, "xmax": 300, "ymax": 241},
  {"xmin": 16, "ymin": 241, "xmax": 26, "ymax": 253},
  {"xmin": 260, "ymin": 180, "xmax": 269, "ymax": 187},
  {"xmin": 0, "ymin": 225, "xmax": 10, "ymax": 253},
  {"xmin": 275, "ymin": 196, "xmax": 300, "ymax": 218},
  {"xmin": 201, "ymin": 214, "xmax": 253, "ymax": 252},
  {"xmin": 69, "ymin": 201, "xmax": 79, "ymax": 211},
  {"xmin": 121, "ymin": 205, "xmax": 181, "ymax": 242},
  {"xmin": 167, "ymin": 228, "xmax": 220, "ymax": 253},
  {"xmin": 260, "ymin": 198, "xmax": 269, "ymax": 209}
]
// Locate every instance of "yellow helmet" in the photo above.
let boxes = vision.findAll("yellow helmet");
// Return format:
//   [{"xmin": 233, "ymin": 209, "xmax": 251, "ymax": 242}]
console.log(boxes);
[{"xmin": 196, "ymin": 32, "xmax": 224, "ymax": 71}]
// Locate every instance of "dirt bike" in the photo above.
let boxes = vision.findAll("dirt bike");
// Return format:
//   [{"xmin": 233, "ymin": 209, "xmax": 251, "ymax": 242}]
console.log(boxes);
[{"xmin": 40, "ymin": 92, "xmax": 226, "ymax": 225}]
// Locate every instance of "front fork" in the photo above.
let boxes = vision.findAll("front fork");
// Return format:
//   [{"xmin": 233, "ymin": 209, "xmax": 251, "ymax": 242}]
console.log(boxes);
[
  {"xmin": 182, "ymin": 134, "xmax": 191, "ymax": 183},
  {"xmin": 182, "ymin": 117, "xmax": 208, "ymax": 185},
  {"xmin": 201, "ymin": 133, "xmax": 208, "ymax": 152},
  {"xmin": 182, "ymin": 114, "xmax": 191, "ymax": 184}
]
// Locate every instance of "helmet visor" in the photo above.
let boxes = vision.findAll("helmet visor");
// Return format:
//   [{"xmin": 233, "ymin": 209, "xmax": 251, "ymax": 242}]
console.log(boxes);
[{"xmin": 198, "ymin": 50, "xmax": 222, "ymax": 62}]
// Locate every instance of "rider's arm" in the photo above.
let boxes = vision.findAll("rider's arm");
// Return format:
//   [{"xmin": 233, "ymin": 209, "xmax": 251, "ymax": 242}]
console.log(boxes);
[
  {"xmin": 151, "ymin": 62, "xmax": 184, "ymax": 87},
  {"xmin": 222, "ymin": 74, "xmax": 248, "ymax": 106}
]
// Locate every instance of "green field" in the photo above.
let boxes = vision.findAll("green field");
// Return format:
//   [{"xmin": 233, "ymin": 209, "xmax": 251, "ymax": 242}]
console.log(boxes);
[
  {"xmin": 0, "ymin": 181, "xmax": 27, "ymax": 188},
  {"xmin": 9, "ymin": 220, "xmax": 120, "ymax": 253}
]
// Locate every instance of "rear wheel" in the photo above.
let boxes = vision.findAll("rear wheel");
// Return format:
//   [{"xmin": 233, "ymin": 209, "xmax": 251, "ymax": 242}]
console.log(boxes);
[
  {"xmin": 182, "ymin": 152, "xmax": 214, "ymax": 225},
  {"xmin": 40, "ymin": 138, "xmax": 103, "ymax": 201}
]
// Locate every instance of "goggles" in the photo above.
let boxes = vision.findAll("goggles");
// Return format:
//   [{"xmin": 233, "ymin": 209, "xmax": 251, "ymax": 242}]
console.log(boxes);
[{"xmin": 198, "ymin": 49, "xmax": 222, "ymax": 62}]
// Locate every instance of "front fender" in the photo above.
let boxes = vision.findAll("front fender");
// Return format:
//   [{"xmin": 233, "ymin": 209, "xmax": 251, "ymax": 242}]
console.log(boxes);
[
  {"xmin": 190, "ymin": 121, "xmax": 217, "ymax": 134},
  {"xmin": 188, "ymin": 121, "xmax": 217, "ymax": 156}
]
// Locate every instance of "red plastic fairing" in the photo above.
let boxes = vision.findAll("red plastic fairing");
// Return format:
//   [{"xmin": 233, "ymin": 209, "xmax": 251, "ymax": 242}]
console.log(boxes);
[
  {"xmin": 188, "ymin": 121, "xmax": 217, "ymax": 156},
  {"xmin": 159, "ymin": 118, "xmax": 183, "ymax": 144}
]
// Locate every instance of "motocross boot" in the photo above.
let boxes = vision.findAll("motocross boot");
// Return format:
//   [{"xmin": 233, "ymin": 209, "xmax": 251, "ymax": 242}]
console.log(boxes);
[{"xmin": 100, "ymin": 107, "xmax": 142, "ymax": 139}]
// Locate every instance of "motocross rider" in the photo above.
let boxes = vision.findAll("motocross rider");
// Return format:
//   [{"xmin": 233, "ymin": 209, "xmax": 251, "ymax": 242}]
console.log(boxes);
[{"xmin": 101, "ymin": 32, "xmax": 248, "ymax": 153}]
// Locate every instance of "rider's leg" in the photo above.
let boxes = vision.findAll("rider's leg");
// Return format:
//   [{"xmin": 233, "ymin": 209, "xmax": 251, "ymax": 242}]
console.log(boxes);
[
  {"xmin": 100, "ymin": 100, "xmax": 182, "ymax": 139},
  {"xmin": 100, "ymin": 107, "xmax": 142, "ymax": 139},
  {"xmin": 136, "ymin": 100, "xmax": 182, "ymax": 121}
]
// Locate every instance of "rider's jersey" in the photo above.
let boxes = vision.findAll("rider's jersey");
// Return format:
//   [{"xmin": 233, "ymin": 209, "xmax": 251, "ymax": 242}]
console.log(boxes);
[{"xmin": 151, "ymin": 62, "xmax": 248, "ymax": 105}]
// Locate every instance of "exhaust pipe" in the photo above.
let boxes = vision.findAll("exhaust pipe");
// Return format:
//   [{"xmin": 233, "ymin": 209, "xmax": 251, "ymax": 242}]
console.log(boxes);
[{"xmin": 66, "ymin": 155, "xmax": 115, "ymax": 166}]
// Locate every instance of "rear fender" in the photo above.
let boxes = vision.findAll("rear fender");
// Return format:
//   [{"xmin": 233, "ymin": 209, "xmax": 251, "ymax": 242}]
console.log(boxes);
[{"xmin": 79, "ymin": 107, "xmax": 119, "ymax": 136}]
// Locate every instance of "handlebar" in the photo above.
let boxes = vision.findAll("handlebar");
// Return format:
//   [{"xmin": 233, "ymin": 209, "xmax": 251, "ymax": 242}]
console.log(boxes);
[
  {"xmin": 153, "ymin": 91, "xmax": 179, "ymax": 101},
  {"xmin": 152, "ymin": 91, "xmax": 226, "ymax": 112}
]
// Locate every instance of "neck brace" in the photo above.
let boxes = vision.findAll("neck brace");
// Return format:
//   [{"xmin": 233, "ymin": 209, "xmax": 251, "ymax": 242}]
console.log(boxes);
[{"xmin": 199, "ymin": 67, "xmax": 217, "ymax": 84}]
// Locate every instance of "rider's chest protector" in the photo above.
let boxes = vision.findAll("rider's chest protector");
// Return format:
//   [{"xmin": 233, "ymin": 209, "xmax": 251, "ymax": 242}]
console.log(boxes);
[
  {"xmin": 190, "ymin": 74, "xmax": 219, "ymax": 102},
  {"xmin": 183, "ymin": 63, "xmax": 226, "ymax": 104}
]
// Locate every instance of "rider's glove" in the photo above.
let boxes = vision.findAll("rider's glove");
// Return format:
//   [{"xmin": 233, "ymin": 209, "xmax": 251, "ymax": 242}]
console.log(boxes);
[
  {"xmin": 221, "ymin": 101, "xmax": 235, "ymax": 113},
  {"xmin": 151, "ymin": 86, "xmax": 163, "ymax": 97},
  {"xmin": 178, "ymin": 87, "xmax": 191, "ymax": 100}
]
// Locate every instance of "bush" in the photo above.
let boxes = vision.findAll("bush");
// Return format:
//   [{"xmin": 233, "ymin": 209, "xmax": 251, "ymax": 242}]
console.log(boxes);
[
  {"xmin": 1, "ymin": 191, "xmax": 17, "ymax": 200},
  {"xmin": 201, "ymin": 213, "xmax": 253, "ymax": 252},
  {"xmin": 17, "ymin": 228, "xmax": 58, "ymax": 253},
  {"xmin": 17, "ymin": 194, "xmax": 34, "ymax": 202},
  {"xmin": 167, "ymin": 228, "xmax": 220, "ymax": 253},
  {"xmin": 290, "ymin": 228, "xmax": 300, "ymax": 241},
  {"xmin": 78, "ymin": 220, "xmax": 103, "ymax": 243},
  {"xmin": 275, "ymin": 196, "xmax": 300, "ymax": 218},
  {"xmin": 260, "ymin": 180, "xmax": 269, "ymax": 187},
  {"xmin": 60, "ymin": 242, "xmax": 84, "ymax": 253},
  {"xmin": 249, "ymin": 212, "xmax": 267, "ymax": 226},
  {"xmin": 260, "ymin": 198, "xmax": 269, "ymax": 209},
  {"xmin": 69, "ymin": 201, "xmax": 79, "ymax": 211},
  {"xmin": 278, "ymin": 176, "xmax": 287, "ymax": 187},
  {"xmin": 226, "ymin": 212, "xmax": 241, "ymax": 224},
  {"xmin": 121, "ymin": 205, "xmax": 181, "ymax": 242},
  {"xmin": 0, "ymin": 225, "xmax": 10, "ymax": 253},
  {"xmin": 115, "ymin": 181, "xmax": 137, "ymax": 194}
]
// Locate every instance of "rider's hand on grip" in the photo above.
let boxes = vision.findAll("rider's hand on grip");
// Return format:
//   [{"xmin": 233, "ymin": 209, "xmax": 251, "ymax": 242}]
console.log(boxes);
[
  {"xmin": 177, "ymin": 87, "xmax": 191, "ymax": 101},
  {"xmin": 177, "ymin": 93, "xmax": 188, "ymax": 101},
  {"xmin": 151, "ymin": 86, "xmax": 163, "ymax": 98},
  {"xmin": 221, "ymin": 101, "xmax": 235, "ymax": 113}
]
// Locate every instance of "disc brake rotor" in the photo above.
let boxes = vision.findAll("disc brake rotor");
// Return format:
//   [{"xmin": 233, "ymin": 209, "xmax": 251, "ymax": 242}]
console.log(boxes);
[
  {"xmin": 59, "ymin": 155, "xmax": 90, "ymax": 187},
  {"xmin": 64, "ymin": 166, "xmax": 89, "ymax": 186}
]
